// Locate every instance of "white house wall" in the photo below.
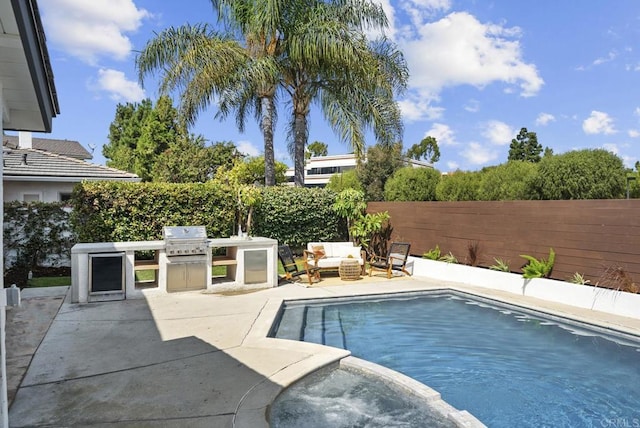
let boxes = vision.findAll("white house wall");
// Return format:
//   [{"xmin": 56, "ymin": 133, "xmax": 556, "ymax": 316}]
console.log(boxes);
[{"xmin": 3, "ymin": 180, "xmax": 74, "ymax": 202}]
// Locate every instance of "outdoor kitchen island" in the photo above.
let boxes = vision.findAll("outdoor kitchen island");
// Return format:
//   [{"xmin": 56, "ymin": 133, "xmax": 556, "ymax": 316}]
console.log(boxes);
[{"xmin": 71, "ymin": 235, "xmax": 278, "ymax": 303}]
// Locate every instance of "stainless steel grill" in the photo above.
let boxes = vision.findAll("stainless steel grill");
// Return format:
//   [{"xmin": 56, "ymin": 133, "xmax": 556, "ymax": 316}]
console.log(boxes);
[
  {"xmin": 162, "ymin": 226, "xmax": 209, "ymax": 292},
  {"xmin": 163, "ymin": 226, "xmax": 208, "ymax": 256}
]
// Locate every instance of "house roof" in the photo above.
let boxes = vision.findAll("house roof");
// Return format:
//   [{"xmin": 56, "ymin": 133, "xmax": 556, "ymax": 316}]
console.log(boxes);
[
  {"xmin": 3, "ymin": 147, "xmax": 139, "ymax": 182},
  {"xmin": 1, "ymin": 0, "xmax": 59, "ymax": 132},
  {"xmin": 3, "ymin": 134, "xmax": 92, "ymax": 159}
]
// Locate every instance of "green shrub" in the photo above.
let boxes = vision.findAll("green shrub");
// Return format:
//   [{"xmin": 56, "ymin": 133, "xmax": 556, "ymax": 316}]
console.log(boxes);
[
  {"xmin": 570, "ymin": 272, "xmax": 590, "ymax": 285},
  {"xmin": 520, "ymin": 248, "xmax": 555, "ymax": 279},
  {"xmin": 489, "ymin": 258, "xmax": 510, "ymax": 272},
  {"xmin": 530, "ymin": 149, "xmax": 626, "ymax": 199},
  {"xmin": 71, "ymin": 181, "xmax": 236, "ymax": 242},
  {"xmin": 384, "ymin": 166, "xmax": 441, "ymax": 201},
  {"xmin": 423, "ymin": 245, "xmax": 441, "ymax": 260},
  {"xmin": 440, "ymin": 252, "xmax": 458, "ymax": 264},
  {"xmin": 252, "ymin": 187, "xmax": 347, "ymax": 251},
  {"xmin": 326, "ymin": 169, "xmax": 363, "ymax": 193},
  {"xmin": 435, "ymin": 170, "xmax": 481, "ymax": 201},
  {"xmin": 477, "ymin": 161, "xmax": 538, "ymax": 200},
  {"xmin": 3, "ymin": 202, "xmax": 75, "ymax": 270}
]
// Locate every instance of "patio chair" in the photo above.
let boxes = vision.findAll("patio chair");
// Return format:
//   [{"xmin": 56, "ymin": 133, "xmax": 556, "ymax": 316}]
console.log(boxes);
[
  {"xmin": 278, "ymin": 245, "xmax": 321, "ymax": 285},
  {"xmin": 369, "ymin": 242, "xmax": 412, "ymax": 279}
]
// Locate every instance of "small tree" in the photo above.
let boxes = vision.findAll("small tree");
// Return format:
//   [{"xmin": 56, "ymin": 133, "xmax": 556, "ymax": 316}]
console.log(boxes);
[
  {"xmin": 477, "ymin": 161, "xmax": 538, "ymax": 201},
  {"xmin": 358, "ymin": 143, "xmax": 404, "ymax": 201},
  {"xmin": 384, "ymin": 167, "xmax": 441, "ymax": 201},
  {"xmin": 236, "ymin": 185, "xmax": 262, "ymax": 235},
  {"xmin": 435, "ymin": 170, "xmax": 481, "ymax": 201},
  {"xmin": 508, "ymin": 127, "xmax": 543, "ymax": 163},
  {"xmin": 306, "ymin": 141, "xmax": 329, "ymax": 159},
  {"xmin": 216, "ymin": 156, "xmax": 288, "ymax": 185},
  {"xmin": 332, "ymin": 189, "xmax": 367, "ymax": 242},
  {"xmin": 152, "ymin": 138, "xmax": 241, "ymax": 183},
  {"xmin": 332, "ymin": 189, "xmax": 390, "ymax": 254},
  {"xmin": 406, "ymin": 136, "xmax": 440, "ymax": 163},
  {"xmin": 530, "ymin": 149, "xmax": 626, "ymax": 199},
  {"xmin": 350, "ymin": 211, "xmax": 390, "ymax": 257},
  {"xmin": 326, "ymin": 169, "xmax": 363, "ymax": 193},
  {"xmin": 103, "ymin": 96, "xmax": 184, "ymax": 181}
]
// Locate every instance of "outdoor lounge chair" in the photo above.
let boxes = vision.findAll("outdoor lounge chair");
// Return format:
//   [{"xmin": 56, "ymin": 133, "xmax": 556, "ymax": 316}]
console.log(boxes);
[
  {"xmin": 278, "ymin": 245, "xmax": 321, "ymax": 285},
  {"xmin": 369, "ymin": 242, "xmax": 412, "ymax": 279}
]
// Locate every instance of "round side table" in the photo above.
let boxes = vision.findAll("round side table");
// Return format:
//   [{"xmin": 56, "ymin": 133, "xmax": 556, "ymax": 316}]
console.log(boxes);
[{"xmin": 339, "ymin": 258, "xmax": 361, "ymax": 280}]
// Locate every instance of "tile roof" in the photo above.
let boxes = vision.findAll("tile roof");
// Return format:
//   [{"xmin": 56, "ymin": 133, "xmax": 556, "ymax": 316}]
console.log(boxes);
[
  {"xmin": 3, "ymin": 134, "xmax": 92, "ymax": 160},
  {"xmin": 3, "ymin": 148, "xmax": 139, "ymax": 181}
]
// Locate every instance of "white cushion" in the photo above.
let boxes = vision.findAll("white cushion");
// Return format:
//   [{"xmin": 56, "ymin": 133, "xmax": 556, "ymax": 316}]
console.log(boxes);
[
  {"xmin": 316, "ymin": 257, "xmax": 364, "ymax": 268},
  {"xmin": 335, "ymin": 245, "xmax": 361, "ymax": 259},
  {"xmin": 306, "ymin": 242, "xmax": 364, "ymax": 267},
  {"xmin": 308, "ymin": 242, "xmax": 353, "ymax": 258}
]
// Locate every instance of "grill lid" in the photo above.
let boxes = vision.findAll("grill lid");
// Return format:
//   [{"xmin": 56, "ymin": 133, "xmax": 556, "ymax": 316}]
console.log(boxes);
[{"xmin": 163, "ymin": 226, "xmax": 207, "ymax": 242}]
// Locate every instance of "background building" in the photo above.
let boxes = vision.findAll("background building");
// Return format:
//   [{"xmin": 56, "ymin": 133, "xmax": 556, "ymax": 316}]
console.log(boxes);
[{"xmin": 285, "ymin": 153, "xmax": 433, "ymax": 187}]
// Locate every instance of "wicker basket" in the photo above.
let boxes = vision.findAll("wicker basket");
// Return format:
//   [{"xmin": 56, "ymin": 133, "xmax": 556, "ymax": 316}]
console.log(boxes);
[{"xmin": 339, "ymin": 258, "xmax": 361, "ymax": 280}]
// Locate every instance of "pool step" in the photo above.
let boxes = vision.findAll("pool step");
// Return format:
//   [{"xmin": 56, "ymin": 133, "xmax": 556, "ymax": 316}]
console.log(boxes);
[
  {"xmin": 273, "ymin": 306, "xmax": 306, "ymax": 340},
  {"xmin": 322, "ymin": 309, "xmax": 348, "ymax": 350},
  {"xmin": 302, "ymin": 306, "xmax": 324, "ymax": 344}
]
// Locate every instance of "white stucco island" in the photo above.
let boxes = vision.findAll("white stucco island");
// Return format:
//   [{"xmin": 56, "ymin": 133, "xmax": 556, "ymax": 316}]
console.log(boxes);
[{"xmin": 71, "ymin": 237, "xmax": 278, "ymax": 304}]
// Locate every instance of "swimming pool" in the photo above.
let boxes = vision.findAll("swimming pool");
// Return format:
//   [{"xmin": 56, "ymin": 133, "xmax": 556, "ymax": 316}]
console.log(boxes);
[{"xmin": 272, "ymin": 291, "xmax": 640, "ymax": 427}]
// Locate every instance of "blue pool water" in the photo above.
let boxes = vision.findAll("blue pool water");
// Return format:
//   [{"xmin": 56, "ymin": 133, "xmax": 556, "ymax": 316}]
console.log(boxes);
[{"xmin": 272, "ymin": 292, "xmax": 640, "ymax": 427}]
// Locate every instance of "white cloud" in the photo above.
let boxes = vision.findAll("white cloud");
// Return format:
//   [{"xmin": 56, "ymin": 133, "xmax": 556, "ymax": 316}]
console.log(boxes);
[
  {"xmin": 629, "ymin": 129, "xmax": 640, "ymax": 138},
  {"xmin": 635, "ymin": 107, "xmax": 640, "ymax": 117},
  {"xmin": 398, "ymin": 94, "xmax": 444, "ymax": 122},
  {"xmin": 621, "ymin": 155, "xmax": 635, "ymax": 168},
  {"xmin": 94, "ymin": 68, "xmax": 145, "ymax": 102},
  {"xmin": 536, "ymin": 112, "xmax": 556, "ymax": 126},
  {"xmin": 593, "ymin": 51, "xmax": 617, "ymax": 66},
  {"xmin": 424, "ymin": 123, "xmax": 456, "ymax": 145},
  {"xmin": 601, "ymin": 144, "xmax": 634, "ymax": 167},
  {"xmin": 464, "ymin": 99, "xmax": 480, "ymax": 113},
  {"xmin": 446, "ymin": 161, "xmax": 459, "ymax": 171},
  {"xmin": 41, "ymin": 0, "xmax": 150, "ymax": 64},
  {"xmin": 602, "ymin": 143, "xmax": 619, "ymax": 154},
  {"xmin": 482, "ymin": 120, "xmax": 514, "ymax": 145},
  {"xmin": 461, "ymin": 142, "xmax": 498, "ymax": 165},
  {"xmin": 237, "ymin": 140, "xmax": 260, "ymax": 157},
  {"xmin": 401, "ymin": 12, "xmax": 544, "ymax": 98},
  {"xmin": 400, "ymin": 0, "xmax": 452, "ymax": 28},
  {"xmin": 582, "ymin": 111, "xmax": 616, "ymax": 135}
]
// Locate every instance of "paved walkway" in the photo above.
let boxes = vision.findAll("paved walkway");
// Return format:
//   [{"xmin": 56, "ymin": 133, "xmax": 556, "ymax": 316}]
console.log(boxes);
[{"xmin": 7, "ymin": 278, "xmax": 640, "ymax": 427}]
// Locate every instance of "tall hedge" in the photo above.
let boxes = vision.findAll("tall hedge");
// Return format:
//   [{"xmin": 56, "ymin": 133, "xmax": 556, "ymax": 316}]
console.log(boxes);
[
  {"xmin": 530, "ymin": 149, "xmax": 626, "ymax": 200},
  {"xmin": 477, "ymin": 161, "xmax": 538, "ymax": 201},
  {"xmin": 71, "ymin": 181, "xmax": 236, "ymax": 242},
  {"xmin": 253, "ymin": 187, "xmax": 347, "ymax": 251},
  {"xmin": 384, "ymin": 166, "xmax": 441, "ymax": 201},
  {"xmin": 435, "ymin": 170, "xmax": 481, "ymax": 201}
]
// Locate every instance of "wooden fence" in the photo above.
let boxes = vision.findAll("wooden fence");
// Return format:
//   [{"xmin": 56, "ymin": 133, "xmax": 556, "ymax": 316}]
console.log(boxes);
[{"xmin": 367, "ymin": 200, "xmax": 640, "ymax": 285}]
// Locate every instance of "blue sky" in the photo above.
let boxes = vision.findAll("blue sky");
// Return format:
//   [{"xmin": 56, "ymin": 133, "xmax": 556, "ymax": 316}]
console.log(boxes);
[{"xmin": 26, "ymin": 0, "xmax": 640, "ymax": 171}]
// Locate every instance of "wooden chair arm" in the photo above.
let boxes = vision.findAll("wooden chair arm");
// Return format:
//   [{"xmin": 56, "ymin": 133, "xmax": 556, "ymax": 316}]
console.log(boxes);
[
  {"xmin": 303, "ymin": 249, "xmax": 321, "ymax": 266},
  {"xmin": 369, "ymin": 254, "xmax": 387, "ymax": 263}
]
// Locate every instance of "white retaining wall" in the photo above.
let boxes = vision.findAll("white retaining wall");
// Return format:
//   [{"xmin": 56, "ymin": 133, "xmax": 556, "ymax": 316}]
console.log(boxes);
[{"xmin": 409, "ymin": 256, "xmax": 640, "ymax": 320}]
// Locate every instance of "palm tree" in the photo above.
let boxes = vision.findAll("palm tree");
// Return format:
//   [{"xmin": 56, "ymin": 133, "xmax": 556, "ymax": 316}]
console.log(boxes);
[
  {"xmin": 137, "ymin": 0, "xmax": 408, "ymax": 188},
  {"xmin": 280, "ymin": 0, "xmax": 408, "ymax": 186},
  {"xmin": 136, "ymin": 23, "xmax": 281, "ymax": 185},
  {"xmin": 210, "ymin": 0, "xmax": 282, "ymax": 186}
]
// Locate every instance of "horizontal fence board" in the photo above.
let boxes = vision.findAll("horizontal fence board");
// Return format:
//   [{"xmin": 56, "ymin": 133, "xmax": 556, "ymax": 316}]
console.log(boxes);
[{"xmin": 368, "ymin": 200, "xmax": 640, "ymax": 285}]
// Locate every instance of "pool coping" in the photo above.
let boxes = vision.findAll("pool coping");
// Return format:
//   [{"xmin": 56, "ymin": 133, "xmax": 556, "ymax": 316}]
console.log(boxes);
[{"xmin": 238, "ymin": 280, "xmax": 640, "ymax": 427}]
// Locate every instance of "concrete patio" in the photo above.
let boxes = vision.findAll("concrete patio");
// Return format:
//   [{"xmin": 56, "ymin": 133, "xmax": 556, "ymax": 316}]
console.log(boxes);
[{"xmin": 7, "ymin": 276, "xmax": 640, "ymax": 427}]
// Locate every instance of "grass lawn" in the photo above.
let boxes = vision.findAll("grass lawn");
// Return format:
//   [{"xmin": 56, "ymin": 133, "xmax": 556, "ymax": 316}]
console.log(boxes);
[
  {"xmin": 28, "ymin": 276, "xmax": 71, "ymax": 287},
  {"xmin": 28, "ymin": 260, "xmax": 304, "ymax": 287}
]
